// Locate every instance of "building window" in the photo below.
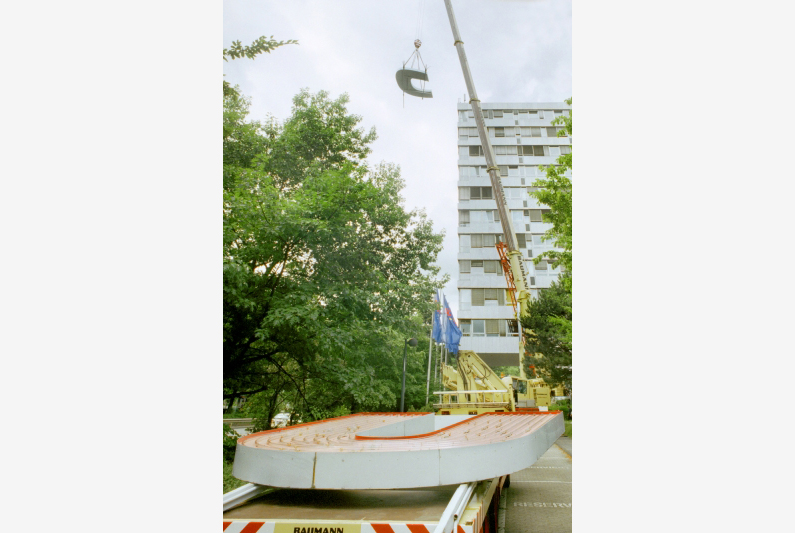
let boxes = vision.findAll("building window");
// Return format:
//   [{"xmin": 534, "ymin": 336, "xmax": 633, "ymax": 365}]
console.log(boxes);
[
  {"xmin": 504, "ymin": 188, "xmax": 519, "ymax": 200},
  {"xmin": 494, "ymin": 127, "xmax": 505, "ymax": 137},
  {"xmin": 495, "ymin": 145, "xmax": 518, "ymax": 155},
  {"xmin": 516, "ymin": 233, "xmax": 527, "ymax": 248},
  {"xmin": 531, "ymin": 234, "xmax": 550, "ymax": 247},
  {"xmin": 459, "ymin": 187, "xmax": 470, "ymax": 201},
  {"xmin": 469, "ymin": 210, "xmax": 500, "ymax": 223},
  {"xmin": 560, "ymin": 146, "xmax": 572, "ymax": 155},
  {"xmin": 460, "ymin": 289, "xmax": 471, "ymax": 310},
  {"xmin": 459, "ymin": 210, "xmax": 470, "ymax": 227},
  {"xmin": 472, "ymin": 320, "xmax": 486, "ymax": 336},
  {"xmin": 484, "ymin": 260, "xmax": 500, "ymax": 274},
  {"xmin": 469, "ymin": 145, "xmax": 484, "ymax": 157},
  {"xmin": 470, "ymin": 186, "xmax": 493, "ymax": 200},
  {"xmin": 470, "ymin": 288, "xmax": 504, "ymax": 306},
  {"xmin": 465, "ymin": 319, "xmax": 515, "ymax": 337},
  {"xmin": 459, "ymin": 260, "xmax": 471, "ymax": 273},
  {"xmin": 493, "ymin": 110, "xmax": 503, "ymax": 118},
  {"xmin": 546, "ymin": 127, "xmax": 558, "ymax": 137},
  {"xmin": 470, "ymin": 234, "xmax": 498, "ymax": 248},
  {"xmin": 519, "ymin": 146, "xmax": 546, "ymax": 157}
]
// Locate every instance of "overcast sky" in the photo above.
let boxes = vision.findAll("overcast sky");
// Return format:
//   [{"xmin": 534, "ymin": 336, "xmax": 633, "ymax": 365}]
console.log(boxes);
[{"xmin": 223, "ymin": 0, "xmax": 572, "ymax": 318}]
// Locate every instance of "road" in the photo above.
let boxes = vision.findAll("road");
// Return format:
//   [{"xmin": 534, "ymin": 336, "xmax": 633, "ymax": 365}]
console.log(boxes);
[{"xmin": 502, "ymin": 436, "xmax": 572, "ymax": 533}]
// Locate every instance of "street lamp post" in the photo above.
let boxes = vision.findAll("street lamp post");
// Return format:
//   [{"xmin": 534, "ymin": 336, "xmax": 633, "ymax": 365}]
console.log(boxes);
[{"xmin": 400, "ymin": 338, "xmax": 418, "ymax": 412}]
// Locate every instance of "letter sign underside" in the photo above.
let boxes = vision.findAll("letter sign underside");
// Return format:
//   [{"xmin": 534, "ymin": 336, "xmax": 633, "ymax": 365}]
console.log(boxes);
[{"xmin": 396, "ymin": 68, "xmax": 433, "ymax": 98}]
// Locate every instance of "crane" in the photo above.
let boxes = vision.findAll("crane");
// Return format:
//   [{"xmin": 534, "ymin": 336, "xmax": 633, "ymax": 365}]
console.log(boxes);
[{"xmin": 433, "ymin": 0, "xmax": 557, "ymax": 413}]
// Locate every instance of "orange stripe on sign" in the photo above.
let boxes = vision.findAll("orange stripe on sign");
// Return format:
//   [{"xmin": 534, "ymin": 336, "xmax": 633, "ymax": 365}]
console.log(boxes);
[
  {"xmin": 407, "ymin": 525, "xmax": 430, "ymax": 533},
  {"xmin": 223, "ymin": 522, "xmax": 232, "ymax": 531},
  {"xmin": 371, "ymin": 524, "xmax": 394, "ymax": 533},
  {"xmin": 240, "ymin": 523, "xmax": 265, "ymax": 533},
  {"xmin": 457, "ymin": 525, "xmax": 466, "ymax": 533}
]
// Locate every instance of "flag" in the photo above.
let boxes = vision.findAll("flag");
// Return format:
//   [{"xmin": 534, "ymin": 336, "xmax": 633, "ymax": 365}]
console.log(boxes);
[
  {"xmin": 431, "ymin": 310, "xmax": 443, "ymax": 343},
  {"xmin": 438, "ymin": 290, "xmax": 448, "ymax": 344},
  {"xmin": 431, "ymin": 290, "xmax": 443, "ymax": 343},
  {"xmin": 443, "ymin": 294, "xmax": 462, "ymax": 354}
]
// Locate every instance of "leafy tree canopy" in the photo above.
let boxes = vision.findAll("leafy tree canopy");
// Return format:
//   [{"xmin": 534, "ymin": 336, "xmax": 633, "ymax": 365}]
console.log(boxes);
[
  {"xmin": 223, "ymin": 36, "xmax": 298, "ymax": 98},
  {"xmin": 223, "ymin": 88, "xmax": 447, "ymax": 421},
  {"xmin": 522, "ymin": 277, "xmax": 572, "ymax": 390},
  {"xmin": 531, "ymin": 97, "xmax": 572, "ymax": 292},
  {"xmin": 524, "ymin": 98, "xmax": 572, "ymax": 393}
]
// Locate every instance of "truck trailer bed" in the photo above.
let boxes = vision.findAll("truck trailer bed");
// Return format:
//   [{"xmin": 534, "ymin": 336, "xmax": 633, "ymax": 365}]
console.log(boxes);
[{"xmin": 223, "ymin": 486, "xmax": 458, "ymax": 522}]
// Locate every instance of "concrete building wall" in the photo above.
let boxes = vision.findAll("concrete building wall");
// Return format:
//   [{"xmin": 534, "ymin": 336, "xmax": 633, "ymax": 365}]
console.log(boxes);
[{"xmin": 456, "ymin": 102, "xmax": 570, "ymax": 369}]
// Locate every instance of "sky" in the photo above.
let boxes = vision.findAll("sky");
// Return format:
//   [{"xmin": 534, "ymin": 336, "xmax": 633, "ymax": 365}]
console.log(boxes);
[{"xmin": 223, "ymin": 0, "xmax": 572, "ymax": 319}]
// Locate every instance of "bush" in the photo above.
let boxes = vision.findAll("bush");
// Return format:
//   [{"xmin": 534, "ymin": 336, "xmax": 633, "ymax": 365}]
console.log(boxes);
[
  {"xmin": 224, "ymin": 459, "xmax": 246, "ymax": 493},
  {"xmin": 223, "ymin": 423, "xmax": 240, "ymax": 463},
  {"xmin": 550, "ymin": 399, "xmax": 571, "ymax": 420},
  {"xmin": 409, "ymin": 403, "xmax": 437, "ymax": 413}
]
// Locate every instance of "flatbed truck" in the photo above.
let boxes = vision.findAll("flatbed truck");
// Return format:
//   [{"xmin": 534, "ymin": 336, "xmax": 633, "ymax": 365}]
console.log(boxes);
[{"xmin": 224, "ymin": 475, "xmax": 508, "ymax": 533}]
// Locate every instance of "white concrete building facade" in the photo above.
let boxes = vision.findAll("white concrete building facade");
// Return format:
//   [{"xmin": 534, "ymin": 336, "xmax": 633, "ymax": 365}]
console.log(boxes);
[{"xmin": 456, "ymin": 102, "xmax": 571, "ymax": 369}]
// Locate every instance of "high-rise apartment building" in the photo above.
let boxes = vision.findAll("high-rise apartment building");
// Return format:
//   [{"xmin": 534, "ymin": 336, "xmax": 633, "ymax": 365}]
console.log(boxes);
[{"xmin": 456, "ymin": 102, "xmax": 571, "ymax": 370}]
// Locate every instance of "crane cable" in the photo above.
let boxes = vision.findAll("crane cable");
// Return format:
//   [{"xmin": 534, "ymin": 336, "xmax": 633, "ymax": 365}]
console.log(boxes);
[{"xmin": 401, "ymin": 0, "xmax": 429, "ymax": 107}]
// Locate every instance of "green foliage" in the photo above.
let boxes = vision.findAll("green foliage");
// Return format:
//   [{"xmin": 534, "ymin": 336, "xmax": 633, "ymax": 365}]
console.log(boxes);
[
  {"xmin": 550, "ymin": 399, "xmax": 571, "ymax": 420},
  {"xmin": 522, "ymin": 278, "xmax": 572, "ymax": 391},
  {"xmin": 564, "ymin": 419, "xmax": 572, "ymax": 438},
  {"xmin": 530, "ymin": 97, "xmax": 572, "ymax": 292},
  {"xmin": 224, "ymin": 460, "xmax": 247, "ymax": 493},
  {"xmin": 223, "ymin": 36, "xmax": 298, "ymax": 62},
  {"xmin": 223, "ymin": 87, "xmax": 447, "ymax": 422},
  {"xmin": 524, "ymin": 98, "xmax": 573, "ymax": 400},
  {"xmin": 223, "ymin": 424, "xmax": 240, "ymax": 463},
  {"xmin": 491, "ymin": 365, "xmax": 519, "ymax": 377},
  {"xmin": 223, "ymin": 36, "xmax": 298, "ymax": 98}
]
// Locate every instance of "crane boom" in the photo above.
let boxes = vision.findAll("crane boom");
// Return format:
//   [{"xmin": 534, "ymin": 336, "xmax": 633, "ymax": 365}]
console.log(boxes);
[{"xmin": 443, "ymin": 0, "xmax": 532, "ymax": 366}]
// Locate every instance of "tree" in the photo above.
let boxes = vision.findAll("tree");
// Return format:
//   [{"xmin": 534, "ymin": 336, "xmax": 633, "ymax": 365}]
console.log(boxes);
[
  {"xmin": 223, "ymin": 36, "xmax": 298, "ymax": 98},
  {"xmin": 522, "ymin": 277, "xmax": 572, "ymax": 390},
  {"xmin": 530, "ymin": 98, "xmax": 572, "ymax": 291},
  {"xmin": 223, "ymin": 88, "xmax": 447, "ymax": 421},
  {"xmin": 524, "ymin": 98, "xmax": 572, "ymax": 391}
]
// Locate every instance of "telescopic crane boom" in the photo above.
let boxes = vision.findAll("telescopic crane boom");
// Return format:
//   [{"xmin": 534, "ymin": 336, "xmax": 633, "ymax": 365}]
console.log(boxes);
[{"xmin": 443, "ymin": 0, "xmax": 532, "ymax": 377}]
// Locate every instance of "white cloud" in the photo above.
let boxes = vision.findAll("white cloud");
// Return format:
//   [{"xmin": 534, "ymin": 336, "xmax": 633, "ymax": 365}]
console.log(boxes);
[{"xmin": 224, "ymin": 0, "xmax": 571, "ymax": 318}]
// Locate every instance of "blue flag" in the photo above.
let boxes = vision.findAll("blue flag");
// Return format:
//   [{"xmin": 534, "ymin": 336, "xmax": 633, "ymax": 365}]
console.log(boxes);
[
  {"xmin": 432, "ymin": 310, "xmax": 443, "ymax": 343},
  {"xmin": 443, "ymin": 295, "xmax": 463, "ymax": 354}
]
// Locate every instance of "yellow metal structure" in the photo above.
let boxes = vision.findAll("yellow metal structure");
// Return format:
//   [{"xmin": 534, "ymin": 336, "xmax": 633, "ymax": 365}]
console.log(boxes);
[{"xmin": 436, "ymin": 350, "xmax": 515, "ymax": 414}]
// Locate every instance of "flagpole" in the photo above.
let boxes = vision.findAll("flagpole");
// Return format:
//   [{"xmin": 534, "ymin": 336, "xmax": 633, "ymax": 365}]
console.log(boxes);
[
  {"xmin": 435, "ymin": 340, "xmax": 440, "ymax": 386},
  {"xmin": 426, "ymin": 310, "xmax": 434, "ymax": 406}
]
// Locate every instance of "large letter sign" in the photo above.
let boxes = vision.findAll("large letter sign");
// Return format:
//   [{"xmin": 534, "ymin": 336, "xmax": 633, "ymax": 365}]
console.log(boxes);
[{"xmin": 395, "ymin": 68, "xmax": 433, "ymax": 99}]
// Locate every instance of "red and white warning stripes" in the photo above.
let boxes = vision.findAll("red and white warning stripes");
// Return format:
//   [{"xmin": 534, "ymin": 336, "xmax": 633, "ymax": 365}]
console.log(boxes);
[{"xmin": 221, "ymin": 522, "xmax": 460, "ymax": 533}]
